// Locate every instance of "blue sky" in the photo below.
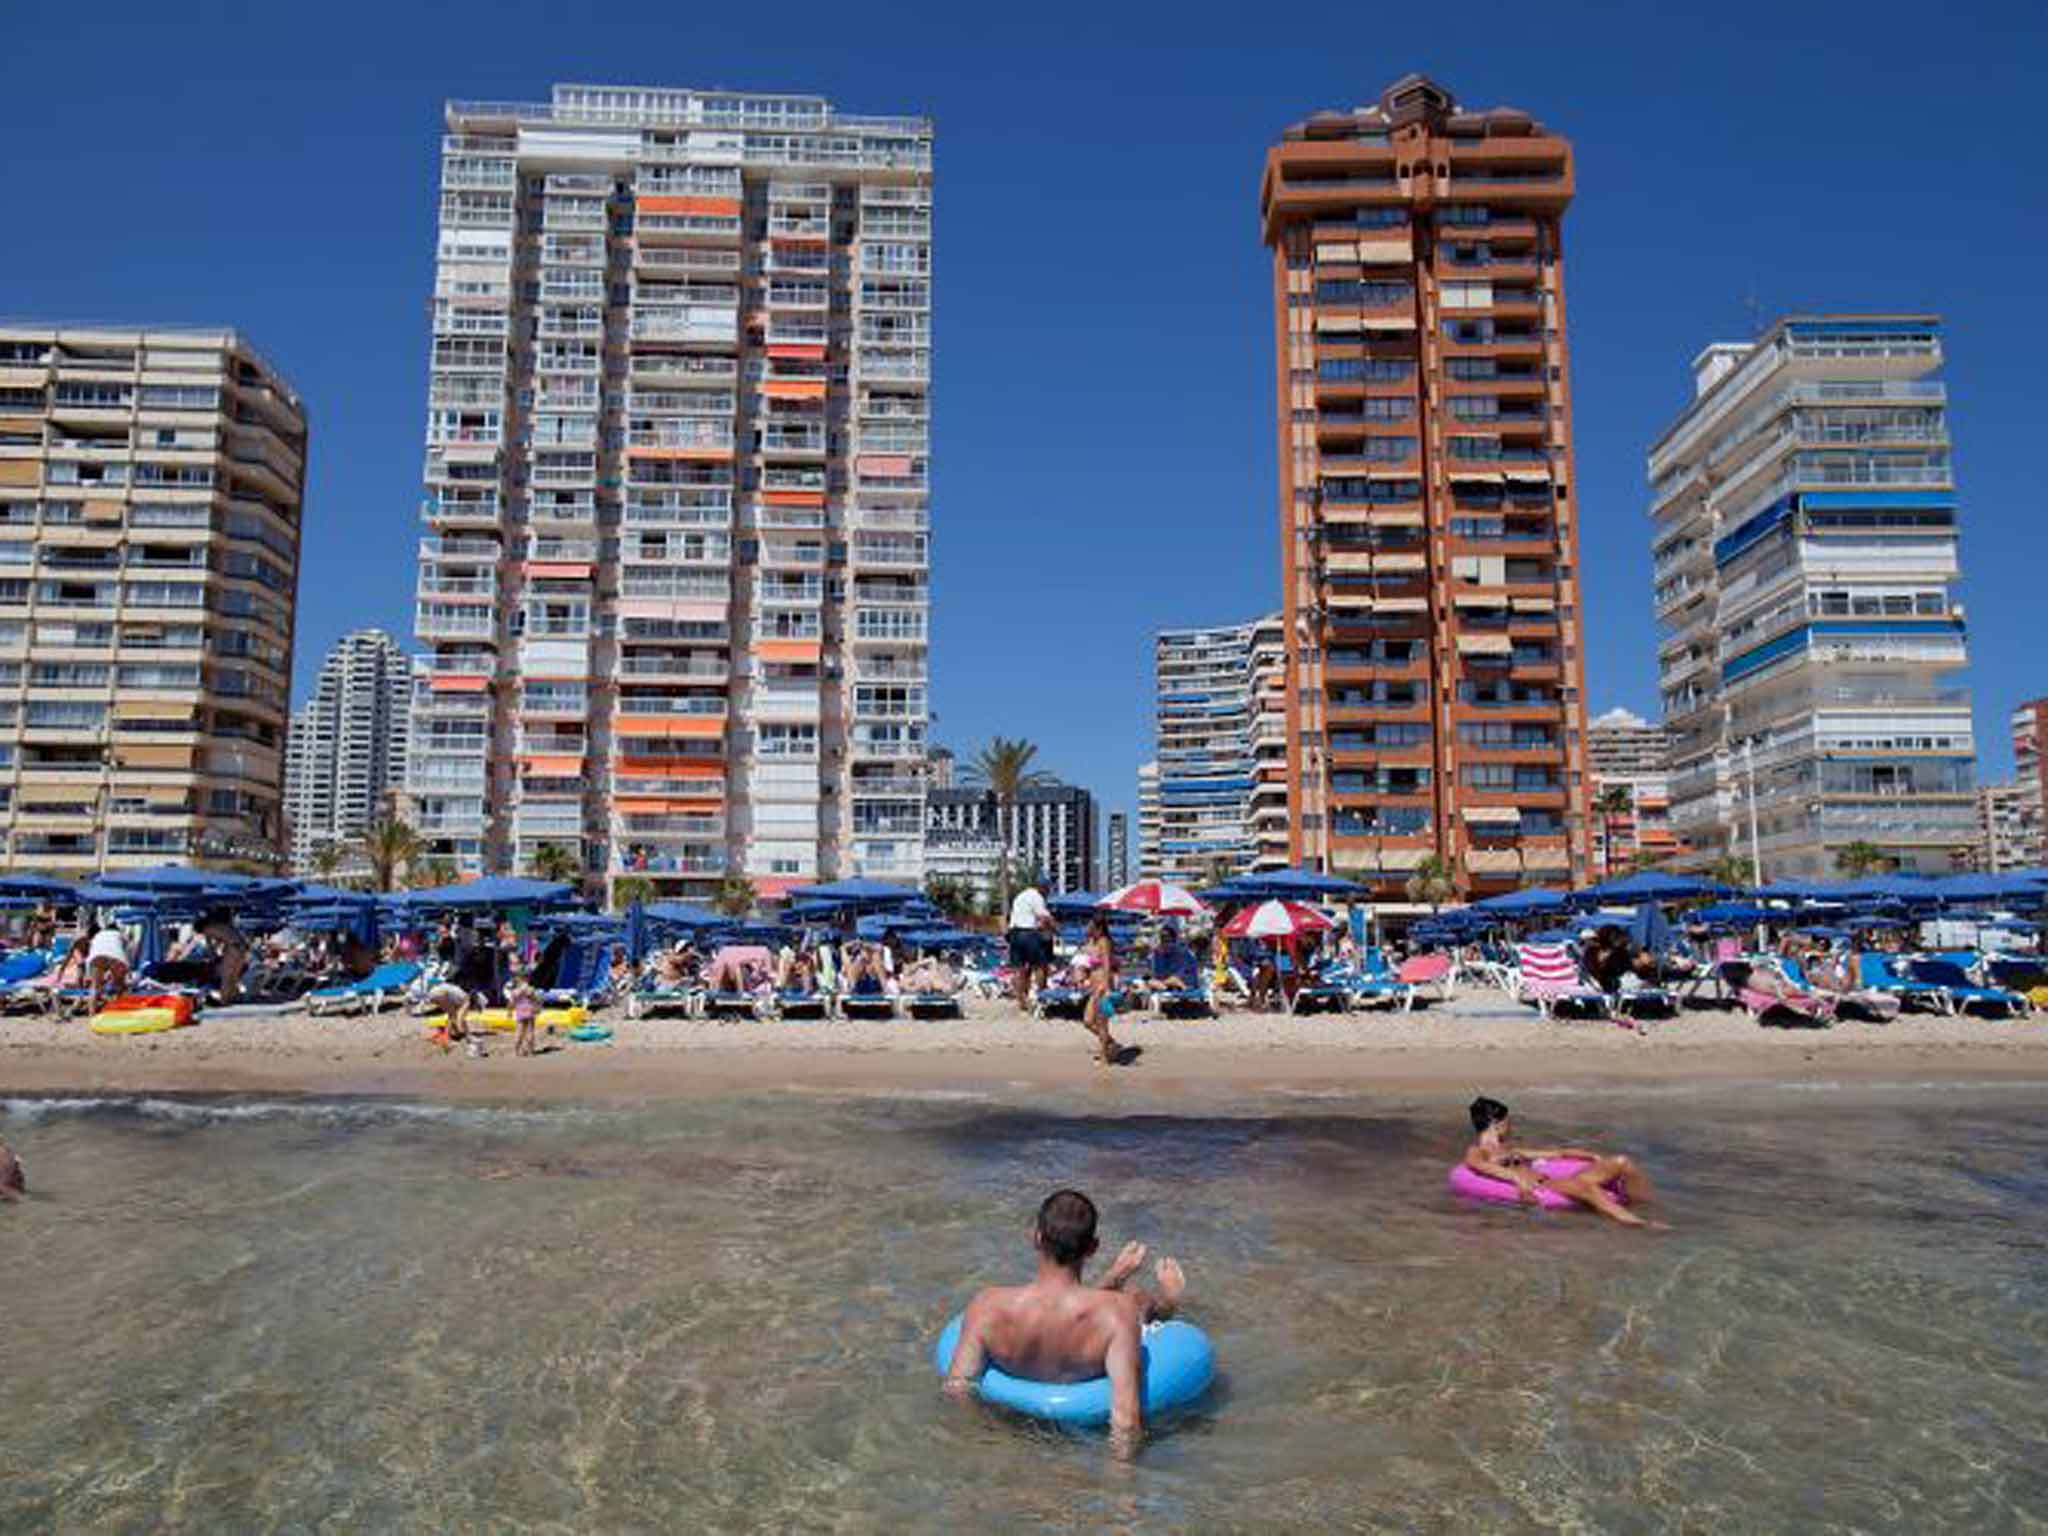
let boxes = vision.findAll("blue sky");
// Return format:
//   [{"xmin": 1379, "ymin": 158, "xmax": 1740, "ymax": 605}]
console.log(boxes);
[{"xmin": 11, "ymin": 0, "xmax": 2044, "ymax": 835}]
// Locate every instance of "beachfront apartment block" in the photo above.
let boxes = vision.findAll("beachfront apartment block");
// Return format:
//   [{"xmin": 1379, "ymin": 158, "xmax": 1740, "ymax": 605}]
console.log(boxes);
[
  {"xmin": 1260, "ymin": 75, "xmax": 1593, "ymax": 899},
  {"xmin": 409, "ymin": 84, "xmax": 932, "ymax": 901},
  {"xmin": 1973, "ymin": 780, "xmax": 2034, "ymax": 873},
  {"xmin": 1647, "ymin": 316, "xmax": 1975, "ymax": 879},
  {"xmin": 1135, "ymin": 760, "xmax": 1161, "ymax": 878},
  {"xmin": 283, "ymin": 627, "xmax": 412, "ymax": 875},
  {"xmin": 925, "ymin": 781, "xmax": 1098, "ymax": 896},
  {"xmin": 2009, "ymin": 697, "xmax": 2047, "ymax": 867},
  {"xmin": 1106, "ymin": 810, "xmax": 1129, "ymax": 888},
  {"xmin": 1585, "ymin": 706, "xmax": 1684, "ymax": 877},
  {"xmin": 0, "ymin": 325, "xmax": 306, "ymax": 874},
  {"xmin": 1149, "ymin": 614, "xmax": 1285, "ymax": 884}
]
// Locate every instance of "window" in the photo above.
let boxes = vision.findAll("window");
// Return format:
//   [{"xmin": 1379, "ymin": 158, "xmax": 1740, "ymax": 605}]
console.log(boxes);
[{"xmin": 1316, "ymin": 357, "xmax": 1415, "ymax": 384}]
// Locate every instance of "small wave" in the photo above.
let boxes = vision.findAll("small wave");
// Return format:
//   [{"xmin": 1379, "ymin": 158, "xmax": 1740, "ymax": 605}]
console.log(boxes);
[{"xmin": 0, "ymin": 1095, "xmax": 586, "ymax": 1129}]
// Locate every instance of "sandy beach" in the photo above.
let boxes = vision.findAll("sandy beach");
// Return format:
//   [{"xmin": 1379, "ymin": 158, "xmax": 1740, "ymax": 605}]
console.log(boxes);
[{"xmin": 5, "ymin": 991, "xmax": 2046, "ymax": 1103}]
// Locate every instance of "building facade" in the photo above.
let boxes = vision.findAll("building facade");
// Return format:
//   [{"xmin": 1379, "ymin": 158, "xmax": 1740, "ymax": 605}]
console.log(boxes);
[
  {"xmin": 1260, "ymin": 75, "xmax": 1593, "ymax": 899},
  {"xmin": 925, "ymin": 782, "xmax": 1097, "ymax": 895},
  {"xmin": 284, "ymin": 628, "xmax": 413, "ymax": 874},
  {"xmin": 0, "ymin": 325, "xmax": 306, "ymax": 874},
  {"xmin": 1135, "ymin": 760, "xmax": 1160, "ymax": 878},
  {"xmin": 1106, "ymin": 810, "xmax": 1129, "ymax": 889},
  {"xmin": 2013, "ymin": 698, "xmax": 2047, "ymax": 868},
  {"xmin": 1973, "ymin": 781, "xmax": 2034, "ymax": 873},
  {"xmin": 409, "ymin": 83, "xmax": 933, "ymax": 902},
  {"xmin": 1150, "ymin": 615, "xmax": 1282, "ymax": 883},
  {"xmin": 1585, "ymin": 706, "xmax": 1682, "ymax": 877},
  {"xmin": 1648, "ymin": 316, "xmax": 1975, "ymax": 879}
]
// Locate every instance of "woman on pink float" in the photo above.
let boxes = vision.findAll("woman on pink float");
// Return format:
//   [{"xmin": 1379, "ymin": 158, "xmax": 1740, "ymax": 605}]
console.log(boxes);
[{"xmin": 1453, "ymin": 1096, "xmax": 1666, "ymax": 1229}]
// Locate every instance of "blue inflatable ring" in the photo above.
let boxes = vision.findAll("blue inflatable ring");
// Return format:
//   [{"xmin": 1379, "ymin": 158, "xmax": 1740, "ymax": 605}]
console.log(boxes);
[
  {"xmin": 566, "ymin": 1024, "xmax": 613, "ymax": 1042},
  {"xmin": 933, "ymin": 1313, "xmax": 1215, "ymax": 1426}
]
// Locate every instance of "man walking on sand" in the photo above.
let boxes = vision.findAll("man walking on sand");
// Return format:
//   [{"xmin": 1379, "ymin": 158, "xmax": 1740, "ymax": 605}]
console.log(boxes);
[
  {"xmin": 1007, "ymin": 881, "xmax": 1055, "ymax": 1009},
  {"xmin": 944, "ymin": 1189, "xmax": 1186, "ymax": 1459}
]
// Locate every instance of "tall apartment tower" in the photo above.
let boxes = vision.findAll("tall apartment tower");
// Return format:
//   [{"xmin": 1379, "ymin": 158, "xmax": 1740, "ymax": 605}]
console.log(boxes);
[
  {"xmin": 1150, "ymin": 614, "xmax": 1284, "ymax": 883},
  {"xmin": 1648, "ymin": 317, "xmax": 1975, "ymax": 879},
  {"xmin": 1135, "ymin": 761, "xmax": 1161, "ymax": 878},
  {"xmin": 0, "ymin": 325, "xmax": 306, "ymax": 874},
  {"xmin": 2012, "ymin": 698, "xmax": 2047, "ymax": 868},
  {"xmin": 1260, "ymin": 75, "xmax": 1592, "ymax": 899},
  {"xmin": 284, "ymin": 628, "xmax": 412, "ymax": 873},
  {"xmin": 411, "ymin": 84, "xmax": 933, "ymax": 900}
]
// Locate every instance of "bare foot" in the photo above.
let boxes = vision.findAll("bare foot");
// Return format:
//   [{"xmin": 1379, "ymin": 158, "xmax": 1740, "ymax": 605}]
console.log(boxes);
[
  {"xmin": 1152, "ymin": 1257, "xmax": 1186, "ymax": 1317},
  {"xmin": 1103, "ymin": 1240, "xmax": 1146, "ymax": 1288}
]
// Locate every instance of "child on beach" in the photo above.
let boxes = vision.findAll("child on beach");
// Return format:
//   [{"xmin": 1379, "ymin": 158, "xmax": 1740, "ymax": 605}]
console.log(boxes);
[
  {"xmin": 425, "ymin": 978, "xmax": 481, "ymax": 1057},
  {"xmin": 1463, "ymin": 1096, "xmax": 1662, "ymax": 1228},
  {"xmin": 1076, "ymin": 917, "xmax": 1124, "ymax": 1067},
  {"xmin": 507, "ymin": 973, "xmax": 541, "ymax": 1058}
]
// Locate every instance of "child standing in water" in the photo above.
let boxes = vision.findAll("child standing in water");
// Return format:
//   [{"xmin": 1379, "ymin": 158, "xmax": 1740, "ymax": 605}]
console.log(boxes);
[{"xmin": 508, "ymin": 972, "xmax": 541, "ymax": 1058}]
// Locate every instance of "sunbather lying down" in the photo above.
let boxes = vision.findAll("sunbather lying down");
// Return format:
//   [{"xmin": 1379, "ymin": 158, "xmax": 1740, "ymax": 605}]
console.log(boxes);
[{"xmin": 1464, "ymin": 1096, "xmax": 1665, "ymax": 1229}]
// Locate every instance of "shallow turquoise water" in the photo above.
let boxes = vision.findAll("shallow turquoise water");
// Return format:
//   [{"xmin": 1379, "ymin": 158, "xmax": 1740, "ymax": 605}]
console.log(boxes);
[{"xmin": 2, "ymin": 1082, "xmax": 2044, "ymax": 1531}]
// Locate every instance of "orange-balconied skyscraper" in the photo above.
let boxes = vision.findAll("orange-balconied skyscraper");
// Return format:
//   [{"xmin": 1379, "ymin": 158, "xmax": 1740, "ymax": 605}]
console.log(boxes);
[{"xmin": 1260, "ymin": 74, "xmax": 1593, "ymax": 897}]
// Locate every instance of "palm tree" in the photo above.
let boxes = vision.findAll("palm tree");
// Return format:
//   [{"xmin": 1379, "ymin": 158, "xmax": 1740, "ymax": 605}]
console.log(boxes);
[
  {"xmin": 311, "ymin": 842, "xmax": 345, "ymax": 881},
  {"xmin": 1404, "ymin": 853, "xmax": 1457, "ymax": 907},
  {"xmin": 362, "ymin": 816, "xmax": 422, "ymax": 894},
  {"xmin": 712, "ymin": 872, "xmax": 756, "ymax": 918},
  {"xmin": 611, "ymin": 875, "xmax": 655, "ymax": 913},
  {"xmin": 529, "ymin": 841, "xmax": 582, "ymax": 886},
  {"xmin": 1593, "ymin": 785, "xmax": 1634, "ymax": 878},
  {"xmin": 1834, "ymin": 840, "xmax": 1890, "ymax": 878},
  {"xmin": 961, "ymin": 736, "xmax": 1055, "ymax": 913},
  {"xmin": 924, "ymin": 875, "xmax": 977, "ymax": 924}
]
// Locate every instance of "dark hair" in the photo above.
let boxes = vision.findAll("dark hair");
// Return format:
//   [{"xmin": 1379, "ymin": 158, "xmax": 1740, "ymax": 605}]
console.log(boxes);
[
  {"xmin": 1035, "ymin": 1189, "xmax": 1098, "ymax": 1266},
  {"xmin": 1086, "ymin": 917, "xmax": 1110, "ymax": 942},
  {"xmin": 1469, "ymin": 1096, "xmax": 1510, "ymax": 1133}
]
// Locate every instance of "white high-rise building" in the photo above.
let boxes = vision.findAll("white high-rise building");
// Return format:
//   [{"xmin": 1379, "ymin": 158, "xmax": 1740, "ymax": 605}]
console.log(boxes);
[
  {"xmin": 1648, "ymin": 316, "xmax": 1975, "ymax": 879},
  {"xmin": 1148, "ymin": 615, "xmax": 1284, "ymax": 883},
  {"xmin": 410, "ymin": 83, "xmax": 932, "ymax": 898},
  {"xmin": 284, "ymin": 628, "xmax": 412, "ymax": 874}
]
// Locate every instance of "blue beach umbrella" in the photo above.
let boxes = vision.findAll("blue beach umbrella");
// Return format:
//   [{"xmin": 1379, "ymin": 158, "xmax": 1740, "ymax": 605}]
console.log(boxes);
[
  {"xmin": 1470, "ymin": 887, "xmax": 1569, "ymax": 914},
  {"xmin": 1224, "ymin": 866, "xmax": 1372, "ymax": 901},
  {"xmin": 1575, "ymin": 870, "xmax": 1729, "ymax": 905}
]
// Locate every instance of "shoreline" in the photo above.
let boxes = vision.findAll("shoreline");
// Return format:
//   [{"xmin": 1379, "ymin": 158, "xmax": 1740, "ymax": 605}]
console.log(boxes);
[{"xmin": 5, "ymin": 994, "xmax": 2048, "ymax": 1106}]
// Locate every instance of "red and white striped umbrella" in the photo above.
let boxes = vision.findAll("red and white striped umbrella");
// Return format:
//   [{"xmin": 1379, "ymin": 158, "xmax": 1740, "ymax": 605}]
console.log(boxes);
[
  {"xmin": 1097, "ymin": 879, "xmax": 1207, "ymax": 917},
  {"xmin": 1221, "ymin": 899, "xmax": 1335, "ymax": 940}
]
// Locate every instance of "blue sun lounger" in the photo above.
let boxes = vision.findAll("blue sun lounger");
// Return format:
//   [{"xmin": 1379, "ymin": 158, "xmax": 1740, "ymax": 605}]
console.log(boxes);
[
  {"xmin": 1856, "ymin": 953, "xmax": 1951, "ymax": 1014},
  {"xmin": 1905, "ymin": 957, "xmax": 2028, "ymax": 1018},
  {"xmin": 305, "ymin": 961, "xmax": 424, "ymax": 1016}
]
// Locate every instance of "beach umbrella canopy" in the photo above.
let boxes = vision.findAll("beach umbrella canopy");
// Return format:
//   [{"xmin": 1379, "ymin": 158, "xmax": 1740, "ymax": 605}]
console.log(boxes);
[
  {"xmin": 641, "ymin": 901, "xmax": 726, "ymax": 930},
  {"xmin": 1098, "ymin": 879, "xmax": 1207, "ymax": 917},
  {"xmin": 1223, "ymin": 866, "xmax": 1371, "ymax": 901},
  {"xmin": 0, "ymin": 873, "xmax": 77, "ymax": 899},
  {"xmin": 782, "ymin": 877, "xmax": 922, "ymax": 908},
  {"xmin": 1627, "ymin": 901, "xmax": 1676, "ymax": 955},
  {"xmin": 1047, "ymin": 890, "xmax": 1105, "ymax": 918},
  {"xmin": 1693, "ymin": 901, "xmax": 1767, "ymax": 926},
  {"xmin": 1470, "ymin": 886, "xmax": 1569, "ymax": 914},
  {"xmin": 1932, "ymin": 872, "xmax": 2047, "ymax": 904},
  {"xmin": 1575, "ymin": 870, "xmax": 1729, "ymax": 905},
  {"xmin": 402, "ymin": 876, "xmax": 574, "ymax": 910},
  {"xmin": 1221, "ymin": 899, "xmax": 1334, "ymax": 940},
  {"xmin": 1832, "ymin": 873, "xmax": 1938, "ymax": 903}
]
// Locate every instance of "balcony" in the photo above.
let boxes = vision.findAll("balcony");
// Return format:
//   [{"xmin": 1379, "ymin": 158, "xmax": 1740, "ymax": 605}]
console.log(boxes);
[{"xmin": 415, "ymin": 604, "xmax": 496, "ymax": 639}]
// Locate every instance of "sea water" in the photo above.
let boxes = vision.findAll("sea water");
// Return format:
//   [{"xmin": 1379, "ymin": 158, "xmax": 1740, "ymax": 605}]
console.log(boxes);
[{"xmin": 2, "ymin": 1082, "xmax": 2044, "ymax": 1531}]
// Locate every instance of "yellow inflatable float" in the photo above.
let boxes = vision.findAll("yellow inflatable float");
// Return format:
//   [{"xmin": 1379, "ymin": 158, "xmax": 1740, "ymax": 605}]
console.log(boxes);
[
  {"xmin": 89, "ymin": 1007, "xmax": 193, "ymax": 1035},
  {"xmin": 423, "ymin": 1005, "xmax": 589, "ymax": 1036}
]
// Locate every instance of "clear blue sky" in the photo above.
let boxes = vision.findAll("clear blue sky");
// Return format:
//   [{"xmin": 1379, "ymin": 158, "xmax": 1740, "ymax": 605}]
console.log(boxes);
[{"xmin": 11, "ymin": 0, "xmax": 2044, "ymax": 836}]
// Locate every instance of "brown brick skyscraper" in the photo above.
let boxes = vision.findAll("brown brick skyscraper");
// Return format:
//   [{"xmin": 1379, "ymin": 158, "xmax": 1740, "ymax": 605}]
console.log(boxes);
[{"xmin": 1260, "ymin": 74, "xmax": 1592, "ymax": 897}]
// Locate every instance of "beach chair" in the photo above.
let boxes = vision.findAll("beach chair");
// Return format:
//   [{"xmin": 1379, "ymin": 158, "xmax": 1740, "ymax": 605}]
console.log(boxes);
[
  {"xmin": 1905, "ymin": 957, "xmax": 2029, "ymax": 1018},
  {"xmin": 305, "ymin": 961, "xmax": 424, "ymax": 1017},
  {"xmin": 1605, "ymin": 970, "xmax": 1678, "ymax": 1023},
  {"xmin": 905, "ymin": 985, "xmax": 966, "ymax": 1021},
  {"xmin": 1396, "ymin": 953, "xmax": 1453, "ymax": 1011},
  {"xmin": 625, "ymin": 974, "xmax": 701, "ymax": 1019},
  {"xmin": 1856, "ymin": 953, "xmax": 1952, "ymax": 1015},
  {"xmin": 1288, "ymin": 962, "xmax": 1351, "ymax": 1016},
  {"xmin": 1032, "ymin": 980, "xmax": 1090, "ymax": 1020},
  {"xmin": 1512, "ymin": 943, "xmax": 1610, "ymax": 1020},
  {"xmin": 1728, "ymin": 958, "xmax": 1833, "ymax": 1028},
  {"xmin": 1152, "ymin": 982, "xmax": 1215, "ymax": 1019},
  {"xmin": 702, "ymin": 986, "xmax": 768, "ymax": 1021},
  {"xmin": 1781, "ymin": 954, "xmax": 1899, "ymax": 1023},
  {"xmin": 772, "ymin": 987, "xmax": 832, "ymax": 1021},
  {"xmin": 1344, "ymin": 949, "xmax": 1413, "ymax": 1011},
  {"xmin": 840, "ymin": 985, "xmax": 899, "ymax": 1021}
]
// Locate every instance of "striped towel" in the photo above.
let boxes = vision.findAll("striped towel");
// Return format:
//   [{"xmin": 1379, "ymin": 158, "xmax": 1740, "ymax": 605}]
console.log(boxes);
[{"xmin": 1516, "ymin": 943, "xmax": 1586, "ymax": 1000}]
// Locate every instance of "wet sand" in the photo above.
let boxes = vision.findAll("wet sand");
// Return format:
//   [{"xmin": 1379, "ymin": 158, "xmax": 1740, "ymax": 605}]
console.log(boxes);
[{"xmin": 5, "ymin": 991, "xmax": 2046, "ymax": 1103}]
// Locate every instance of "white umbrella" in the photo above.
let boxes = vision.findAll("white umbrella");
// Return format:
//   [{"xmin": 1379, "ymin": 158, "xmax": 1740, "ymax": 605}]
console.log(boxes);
[{"xmin": 1098, "ymin": 879, "xmax": 1207, "ymax": 917}]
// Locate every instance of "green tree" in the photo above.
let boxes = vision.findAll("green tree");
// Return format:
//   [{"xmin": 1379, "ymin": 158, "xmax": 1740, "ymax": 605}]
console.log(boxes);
[
  {"xmin": 529, "ymin": 841, "xmax": 582, "ymax": 886},
  {"xmin": 924, "ymin": 875, "xmax": 977, "ymax": 924},
  {"xmin": 311, "ymin": 842, "xmax": 344, "ymax": 881},
  {"xmin": 712, "ymin": 872, "xmax": 756, "ymax": 919},
  {"xmin": 961, "ymin": 736, "xmax": 1055, "ymax": 915},
  {"xmin": 362, "ymin": 816, "xmax": 422, "ymax": 894},
  {"xmin": 412, "ymin": 855, "xmax": 458, "ymax": 890},
  {"xmin": 1710, "ymin": 852, "xmax": 1755, "ymax": 888},
  {"xmin": 1593, "ymin": 784, "xmax": 1634, "ymax": 878},
  {"xmin": 1404, "ymin": 853, "xmax": 1457, "ymax": 907},
  {"xmin": 611, "ymin": 874, "xmax": 655, "ymax": 913},
  {"xmin": 1833, "ymin": 839, "xmax": 1890, "ymax": 878}
]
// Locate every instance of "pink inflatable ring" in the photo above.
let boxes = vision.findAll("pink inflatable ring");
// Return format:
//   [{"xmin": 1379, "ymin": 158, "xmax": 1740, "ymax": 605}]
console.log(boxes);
[{"xmin": 1447, "ymin": 1156, "xmax": 1627, "ymax": 1211}]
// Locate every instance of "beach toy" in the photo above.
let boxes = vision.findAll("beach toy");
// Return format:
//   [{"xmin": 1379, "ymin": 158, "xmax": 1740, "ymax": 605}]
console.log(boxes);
[
  {"xmin": 1447, "ymin": 1156, "xmax": 1626, "ymax": 1211},
  {"xmin": 566, "ymin": 1023, "xmax": 613, "ymax": 1043},
  {"xmin": 932, "ymin": 1314, "xmax": 1215, "ymax": 1427},
  {"xmin": 424, "ymin": 1006, "xmax": 589, "ymax": 1034},
  {"xmin": 90, "ymin": 1006, "xmax": 192, "ymax": 1035}
]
